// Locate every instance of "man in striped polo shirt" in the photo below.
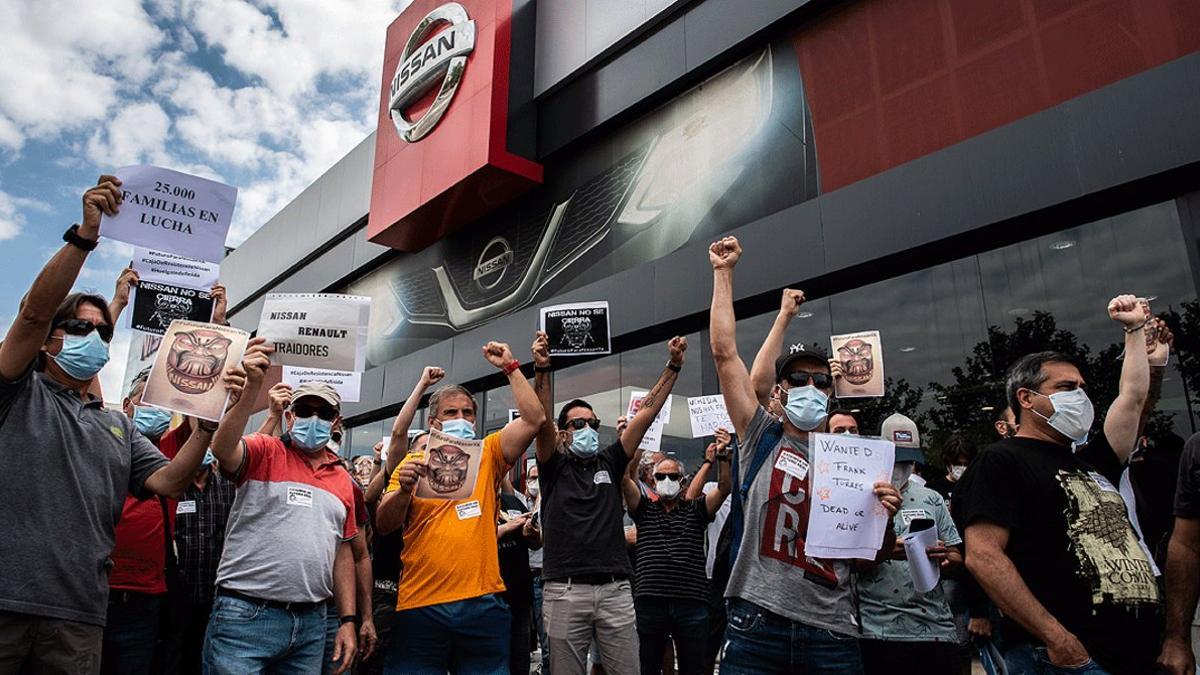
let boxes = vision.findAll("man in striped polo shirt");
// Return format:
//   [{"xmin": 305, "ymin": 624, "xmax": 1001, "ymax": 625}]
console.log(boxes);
[{"xmin": 204, "ymin": 340, "xmax": 359, "ymax": 675}]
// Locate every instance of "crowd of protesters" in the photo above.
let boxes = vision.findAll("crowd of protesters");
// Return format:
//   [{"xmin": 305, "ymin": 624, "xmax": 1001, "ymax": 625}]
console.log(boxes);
[{"xmin": 1, "ymin": 177, "xmax": 1198, "ymax": 675}]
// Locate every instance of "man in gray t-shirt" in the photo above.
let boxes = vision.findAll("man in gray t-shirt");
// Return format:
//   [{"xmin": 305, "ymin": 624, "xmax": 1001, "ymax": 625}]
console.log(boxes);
[
  {"xmin": 708, "ymin": 236, "xmax": 901, "ymax": 674},
  {"xmin": 0, "ymin": 176, "xmax": 237, "ymax": 674}
]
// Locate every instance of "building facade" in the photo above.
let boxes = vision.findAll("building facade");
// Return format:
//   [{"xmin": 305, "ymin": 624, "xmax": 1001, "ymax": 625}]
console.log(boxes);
[{"xmin": 222, "ymin": 0, "xmax": 1200, "ymax": 473}]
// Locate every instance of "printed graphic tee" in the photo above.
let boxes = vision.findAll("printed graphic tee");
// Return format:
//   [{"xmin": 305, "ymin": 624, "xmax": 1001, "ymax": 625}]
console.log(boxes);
[{"xmin": 953, "ymin": 435, "xmax": 1162, "ymax": 675}]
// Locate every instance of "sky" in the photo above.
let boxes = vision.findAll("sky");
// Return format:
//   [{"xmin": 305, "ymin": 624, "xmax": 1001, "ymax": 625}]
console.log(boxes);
[{"xmin": 0, "ymin": 0, "xmax": 412, "ymax": 402}]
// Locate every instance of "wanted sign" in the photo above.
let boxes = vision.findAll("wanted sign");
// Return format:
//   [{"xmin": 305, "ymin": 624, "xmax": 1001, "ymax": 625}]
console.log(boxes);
[
  {"xmin": 540, "ymin": 301, "xmax": 610, "ymax": 356},
  {"xmin": 142, "ymin": 320, "xmax": 250, "ymax": 422},
  {"xmin": 130, "ymin": 281, "xmax": 214, "ymax": 335},
  {"xmin": 102, "ymin": 165, "xmax": 237, "ymax": 263},
  {"xmin": 133, "ymin": 247, "xmax": 220, "ymax": 290},
  {"xmin": 257, "ymin": 294, "xmax": 371, "ymax": 372}
]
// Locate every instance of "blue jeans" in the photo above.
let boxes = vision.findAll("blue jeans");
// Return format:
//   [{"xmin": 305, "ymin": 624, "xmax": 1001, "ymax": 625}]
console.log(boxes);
[
  {"xmin": 201, "ymin": 594, "xmax": 327, "ymax": 674},
  {"xmin": 635, "ymin": 596, "xmax": 710, "ymax": 675},
  {"xmin": 532, "ymin": 575, "xmax": 549, "ymax": 672},
  {"xmin": 719, "ymin": 598, "xmax": 863, "ymax": 674},
  {"xmin": 385, "ymin": 594, "xmax": 511, "ymax": 674},
  {"xmin": 101, "ymin": 591, "xmax": 162, "ymax": 675},
  {"xmin": 1004, "ymin": 643, "xmax": 1112, "ymax": 675}
]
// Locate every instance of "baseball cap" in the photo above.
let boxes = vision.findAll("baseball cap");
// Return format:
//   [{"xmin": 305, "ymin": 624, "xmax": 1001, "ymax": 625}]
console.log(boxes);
[
  {"xmin": 292, "ymin": 381, "xmax": 341, "ymax": 410},
  {"xmin": 774, "ymin": 342, "xmax": 831, "ymax": 381},
  {"xmin": 881, "ymin": 412, "xmax": 924, "ymax": 463}
]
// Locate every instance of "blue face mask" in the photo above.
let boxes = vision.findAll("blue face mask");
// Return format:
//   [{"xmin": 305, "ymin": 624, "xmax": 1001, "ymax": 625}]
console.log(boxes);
[
  {"xmin": 440, "ymin": 418, "xmax": 476, "ymax": 440},
  {"xmin": 783, "ymin": 385, "xmax": 829, "ymax": 431},
  {"xmin": 52, "ymin": 331, "xmax": 110, "ymax": 380},
  {"xmin": 569, "ymin": 426, "xmax": 600, "ymax": 459},
  {"xmin": 133, "ymin": 405, "xmax": 172, "ymax": 438},
  {"xmin": 291, "ymin": 416, "xmax": 334, "ymax": 452}
]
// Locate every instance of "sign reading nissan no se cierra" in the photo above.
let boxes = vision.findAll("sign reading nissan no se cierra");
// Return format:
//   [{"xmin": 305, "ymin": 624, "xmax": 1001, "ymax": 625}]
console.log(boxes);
[{"xmin": 367, "ymin": 0, "xmax": 543, "ymax": 252}]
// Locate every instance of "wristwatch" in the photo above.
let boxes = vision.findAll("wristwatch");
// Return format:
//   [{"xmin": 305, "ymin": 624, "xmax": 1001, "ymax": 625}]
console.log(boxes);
[
  {"xmin": 197, "ymin": 420, "xmax": 219, "ymax": 433},
  {"xmin": 339, "ymin": 615, "xmax": 359, "ymax": 626},
  {"xmin": 62, "ymin": 224, "xmax": 98, "ymax": 251}
]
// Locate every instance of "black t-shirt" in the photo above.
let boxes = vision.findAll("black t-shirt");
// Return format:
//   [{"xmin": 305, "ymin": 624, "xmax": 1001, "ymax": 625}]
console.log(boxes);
[
  {"xmin": 1172, "ymin": 432, "xmax": 1200, "ymax": 519},
  {"xmin": 539, "ymin": 441, "xmax": 632, "ymax": 579},
  {"xmin": 497, "ymin": 493, "xmax": 534, "ymax": 610},
  {"xmin": 632, "ymin": 496, "xmax": 712, "ymax": 603},
  {"xmin": 367, "ymin": 500, "xmax": 403, "ymax": 584},
  {"xmin": 952, "ymin": 435, "xmax": 1162, "ymax": 675}
]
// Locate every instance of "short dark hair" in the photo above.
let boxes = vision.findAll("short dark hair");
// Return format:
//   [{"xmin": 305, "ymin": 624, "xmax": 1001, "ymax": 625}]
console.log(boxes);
[
  {"xmin": 940, "ymin": 433, "xmax": 976, "ymax": 467},
  {"xmin": 557, "ymin": 399, "xmax": 594, "ymax": 430},
  {"xmin": 995, "ymin": 405, "xmax": 1013, "ymax": 423},
  {"xmin": 827, "ymin": 408, "xmax": 859, "ymax": 425},
  {"xmin": 52, "ymin": 292, "xmax": 113, "ymax": 335},
  {"xmin": 1005, "ymin": 351, "xmax": 1080, "ymax": 423}
]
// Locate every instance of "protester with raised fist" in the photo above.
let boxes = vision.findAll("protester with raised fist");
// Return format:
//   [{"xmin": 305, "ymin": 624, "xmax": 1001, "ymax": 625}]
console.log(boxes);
[
  {"xmin": 0, "ymin": 176, "xmax": 231, "ymax": 674},
  {"xmin": 203, "ymin": 340, "xmax": 359, "ymax": 674},
  {"xmin": 954, "ymin": 295, "xmax": 1162, "ymax": 675},
  {"xmin": 533, "ymin": 330, "xmax": 688, "ymax": 674},
  {"xmin": 707, "ymin": 235, "xmax": 901, "ymax": 674},
  {"xmin": 375, "ymin": 343, "xmax": 545, "ymax": 674}
]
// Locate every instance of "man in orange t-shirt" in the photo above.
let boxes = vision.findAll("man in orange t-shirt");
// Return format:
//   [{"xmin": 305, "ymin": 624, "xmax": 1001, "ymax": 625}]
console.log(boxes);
[{"xmin": 376, "ymin": 341, "xmax": 545, "ymax": 674}]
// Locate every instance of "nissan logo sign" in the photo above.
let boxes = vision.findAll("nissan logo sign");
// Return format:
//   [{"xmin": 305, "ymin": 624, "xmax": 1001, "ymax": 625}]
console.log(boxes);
[
  {"xmin": 388, "ymin": 2, "xmax": 476, "ymax": 143},
  {"xmin": 473, "ymin": 237, "xmax": 514, "ymax": 290}
]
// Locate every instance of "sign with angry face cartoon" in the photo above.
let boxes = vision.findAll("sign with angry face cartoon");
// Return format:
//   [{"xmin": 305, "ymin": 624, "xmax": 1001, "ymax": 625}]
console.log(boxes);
[
  {"xmin": 142, "ymin": 320, "xmax": 250, "ymax": 422},
  {"xmin": 830, "ymin": 331, "xmax": 885, "ymax": 398},
  {"xmin": 413, "ymin": 428, "xmax": 484, "ymax": 501}
]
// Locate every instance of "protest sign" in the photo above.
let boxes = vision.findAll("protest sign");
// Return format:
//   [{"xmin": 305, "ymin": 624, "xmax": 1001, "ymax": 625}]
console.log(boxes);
[
  {"xmin": 540, "ymin": 301, "xmax": 610, "ymax": 356},
  {"xmin": 628, "ymin": 390, "xmax": 670, "ymax": 452},
  {"xmin": 122, "ymin": 331, "xmax": 163, "ymax": 399},
  {"xmin": 903, "ymin": 520, "xmax": 941, "ymax": 593},
  {"xmin": 130, "ymin": 281, "xmax": 213, "ymax": 335},
  {"xmin": 281, "ymin": 366, "xmax": 362, "ymax": 403},
  {"xmin": 411, "ymin": 428, "xmax": 484, "ymax": 501},
  {"xmin": 831, "ymin": 331, "xmax": 885, "ymax": 398},
  {"xmin": 132, "ymin": 247, "xmax": 220, "ymax": 290},
  {"xmin": 257, "ymin": 294, "xmax": 371, "ymax": 372},
  {"xmin": 142, "ymin": 320, "xmax": 250, "ymax": 422},
  {"xmin": 805, "ymin": 432, "xmax": 894, "ymax": 560},
  {"xmin": 102, "ymin": 165, "xmax": 237, "ymax": 263},
  {"xmin": 508, "ymin": 409, "xmax": 521, "ymax": 423},
  {"xmin": 687, "ymin": 395, "xmax": 733, "ymax": 438}
]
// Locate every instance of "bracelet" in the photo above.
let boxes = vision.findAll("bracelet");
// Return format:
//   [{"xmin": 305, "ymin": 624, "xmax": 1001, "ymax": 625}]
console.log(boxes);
[
  {"xmin": 534, "ymin": 365, "xmax": 552, "ymax": 373},
  {"xmin": 666, "ymin": 362, "xmax": 682, "ymax": 373},
  {"xmin": 1123, "ymin": 321, "xmax": 1147, "ymax": 334},
  {"xmin": 502, "ymin": 359, "xmax": 522, "ymax": 376},
  {"xmin": 339, "ymin": 615, "xmax": 359, "ymax": 626},
  {"xmin": 62, "ymin": 224, "xmax": 99, "ymax": 251},
  {"xmin": 700, "ymin": 459, "xmax": 712, "ymax": 466},
  {"xmin": 197, "ymin": 420, "xmax": 219, "ymax": 433}
]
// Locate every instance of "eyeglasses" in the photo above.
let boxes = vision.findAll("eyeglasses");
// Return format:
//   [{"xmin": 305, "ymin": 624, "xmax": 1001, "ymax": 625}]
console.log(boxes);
[
  {"xmin": 565, "ymin": 418, "xmax": 601, "ymax": 431},
  {"xmin": 654, "ymin": 472, "xmax": 681, "ymax": 481},
  {"xmin": 293, "ymin": 402, "xmax": 338, "ymax": 421},
  {"xmin": 781, "ymin": 371, "xmax": 832, "ymax": 388},
  {"xmin": 52, "ymin": 319, "xmax": 114, "ymax": 343}
]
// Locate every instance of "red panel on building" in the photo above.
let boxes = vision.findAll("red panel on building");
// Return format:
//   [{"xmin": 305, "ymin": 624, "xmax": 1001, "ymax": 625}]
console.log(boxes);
[{"xmin": 368, "ymin": 0, "xmax": 542, "ymax": 252}]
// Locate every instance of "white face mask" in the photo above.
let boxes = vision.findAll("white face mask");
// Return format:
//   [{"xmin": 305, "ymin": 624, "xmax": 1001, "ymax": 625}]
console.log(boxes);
[
  {"xmin": 1028, "ymin": 388, "xmax": 1094, "ymax": 445},
  {"xmin": 656, "ymin": 478, "xmax": 681, "ymax": 500},
  {"xmin": 527, "ymin": 480, "xmax": 540, "ymax": 497},
  {"xmin": 949, "ymin": 465, "xmax": 966, "ymax": 481}
]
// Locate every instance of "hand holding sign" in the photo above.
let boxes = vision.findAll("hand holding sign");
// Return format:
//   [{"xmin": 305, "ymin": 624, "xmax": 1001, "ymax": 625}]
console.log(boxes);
[
  {"xmin": 113, "ymin": 266, "xmax": 139, "ymax": 309},
  {"xmin": 80, "ymin": 175, "xmax": 124, "ymax": 240},
  {"xmin": 531, "ymin": 331, "xmax": 551, "ymax": 368},
  {"xmin": 805, "ymin": 433, "xmax": 895, "ymax": 560}
]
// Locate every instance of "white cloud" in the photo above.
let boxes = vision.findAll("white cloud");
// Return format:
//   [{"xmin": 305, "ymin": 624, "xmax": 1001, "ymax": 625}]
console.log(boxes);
[
  {"xmin": 86, "ymin": 101, "xmax": 172, "ymax": 166},
  {"xmin": 0, "ymin": 190, "xmax": 51, "ymax": 240}
]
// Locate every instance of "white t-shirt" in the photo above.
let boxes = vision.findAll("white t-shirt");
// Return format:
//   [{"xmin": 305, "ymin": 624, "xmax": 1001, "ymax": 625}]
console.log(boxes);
[{"xmin": 702, "ymin": 481, "xmax": 731, "ymax": 579}]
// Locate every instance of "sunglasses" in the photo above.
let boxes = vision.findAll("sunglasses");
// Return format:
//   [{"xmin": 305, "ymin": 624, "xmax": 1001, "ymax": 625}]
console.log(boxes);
[
  {"xmin": 293, "ymin": 403, "xmax": 338, "ymax": 421},
  {"xmin": 52, "ymin": 318, "xmax": 114, "ymax": 343},
  {"xmin": 654, "ymin": 472, "xmax": 681, "ymax": 481},
  {"xmin": 781, "ymin": 371, "xmax": 832, "ymax": 388},
  {"xmin": 565, "ymin": 418, "xmax": 601, "ymax": 431}
]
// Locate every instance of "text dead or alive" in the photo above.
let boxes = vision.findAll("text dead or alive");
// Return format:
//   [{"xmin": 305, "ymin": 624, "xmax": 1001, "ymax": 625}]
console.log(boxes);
[{"xmin": 122, "ymin": 191, "xmax": 221, "ymax": 235}]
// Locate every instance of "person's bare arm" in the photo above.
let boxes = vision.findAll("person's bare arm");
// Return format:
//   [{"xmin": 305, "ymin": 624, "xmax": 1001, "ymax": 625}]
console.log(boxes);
[
  {"xmin": 1103, "ymin": 295, "xmax": 1150, "ymax": 462},
  {"xmin": 108, "ymin": 266, "xmax": 138, "ymax": 325},
  {"xmin": 965, "ymin": 521, "xmax": 1090, "ymax": 668},
  {"xmin": 257, "ymin": 382, "xmax": 292, "ymax": 437},
  {"xmin": 1158, "ymin": 517, "xmax": 1200, "ymax": 675},
  {"xmin": 375, "ymin": 461, "xmax": 426, "ymax": 535},
  {"xmin": 1138, "ymin": 318, "xmax": 1172, "ymax": 437},
  {"xmin": 143, "ymin": 367, "xmax": 244, "ymax": 498},
  {"xmin": 686, "ymin": 443, "xmax": 716, "ymax": 500},
  {"xmin": 210, "ymin": 283, "xmax": 229, "ymax": 325},
  {"xmin": 621, "ymin": 454, "xmax": 643, "ymax": 513},
  {"xmin": 329, "ymin": 540, "xmax": 357, "ymax": 675},
  {"xmin": 750, "ymin": 289, "xmax": 804, "ymax": 406},
  {"xmin": 621, "ymin": 337, "xmax": 686, "ymax": 457},
  {"xmin": 708, "ymin": 237, "xmax": 758, "ymax": 439},
  {"xmin": 211, "ymin": 339, "xmax": 273, "ymax": 476},
  {"xmin": 485, "ymin": 341, "xmax": 546, "ymax": 465},
  {"xmin": 0, "ymin": 176, "xmax": 122, "ymax": 381},
  {"xmin": 363, "ymin": 442, "xmax": 388, "ymax": 504},
  {"xmin": 385, "ymin": 367, "xmax": 444, "ymax": 478},
  {"xmin": 532, "ymin": 331, "xmax": 559, "ymax": 464},
  {"xmin": 706, "ymin": 445, "xmax": 733, "ymax": 518},
  {"xmin": 350, "ymin": 532, "xmax": 377, "ymax": 660}
]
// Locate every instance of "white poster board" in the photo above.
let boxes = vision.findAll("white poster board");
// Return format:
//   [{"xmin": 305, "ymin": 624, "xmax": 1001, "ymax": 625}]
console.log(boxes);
[{"xmin": 102, "ymin": 165, "xmax": 237, "ymax": 263}]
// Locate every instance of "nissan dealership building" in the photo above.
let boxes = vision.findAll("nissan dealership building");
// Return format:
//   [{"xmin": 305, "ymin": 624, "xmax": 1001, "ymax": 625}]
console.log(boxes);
[{"xmin": 222, "ymin": 0, "xmax": 1200, "ymax": 470}]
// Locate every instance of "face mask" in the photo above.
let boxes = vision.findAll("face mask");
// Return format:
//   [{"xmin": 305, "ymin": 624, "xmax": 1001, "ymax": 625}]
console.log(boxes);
[
  {"xmin": 133, "ymin": 406, "xmax": 172, "ymax": 438},
  {"xmin": 949, "ymin": 465, "xmax": 967, "ymax": 481},
  {"xmin": 1028, "ymin": 389, "xmax": 1094, "ymax": 445},
  {"xmin": 569, "ymin": 426, "xmax": 600, "ymax": 459},
  {"xmin": 440, "ymin": 418, "xmax": 476, "ymax": 440},
  {"xmin": 892, "ymin": 461, "xmax": 916, "ymax": 489},
  {"xmin": 656, "ymin": 478, "xmax": 681, "ymax": 499},
  {"xmin": 291, "ymin": 416, "xmax": 333, "ymax": 452},
  {"xmin": 527, "ymin": 480, "xmax": 539, "ymax": 497},
  {"xmin": 51, "ymin": 331, "xmax": 110, "ymax": 380},
  {"xmin": 783, "ymin": 385, "xmax": 829, "ymax": 431},
  {"xmin": 202, "ymin": 449, "xmax": 216, "ymax": 466}
]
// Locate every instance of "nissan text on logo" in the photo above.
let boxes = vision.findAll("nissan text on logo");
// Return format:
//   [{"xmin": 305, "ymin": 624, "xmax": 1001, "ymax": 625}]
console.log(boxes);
[
  {"xmin": 388, "ymin": 2, "xmax": 476, "ymax": 143},
  {"xmin": 473, "ymin": 237, "xmax": 514, "ymax": 290}
]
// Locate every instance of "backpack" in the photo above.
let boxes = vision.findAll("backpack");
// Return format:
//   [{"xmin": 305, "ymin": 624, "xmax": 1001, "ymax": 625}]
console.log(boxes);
[{"xmin": 728, "ymin": 422, "xmax": 783, "ymax": 568}]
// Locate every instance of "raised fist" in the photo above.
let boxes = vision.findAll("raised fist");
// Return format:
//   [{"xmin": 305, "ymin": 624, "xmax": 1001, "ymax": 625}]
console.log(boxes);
[
  {"xmin": 668, "ymin": 336, "xmax": 688, "ymax": 366},
  {"xmin": 420, "ymin": 366, "xmax": 446, "ymax": 387},
  {"xmin": 482, "ymin": 341, "xmax": 515, "ymax": 369},
  {"xmin": 1107, "ymin": 294, "xmax": 1148, "ymax": 329},
  {"xmin": 532, "ymin": 331, "xmax": 551, "ymax": 368},
  {"xmin": 708, "ymin": 236, "xmax": 741, "ymax": 270},
  {"xmin": 241, "ymin": 338, "xmax": 274, "ymax": 383},
  {"xmin": 781, "ymin": 289, "xmax": 805, "ymax": 316}
]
